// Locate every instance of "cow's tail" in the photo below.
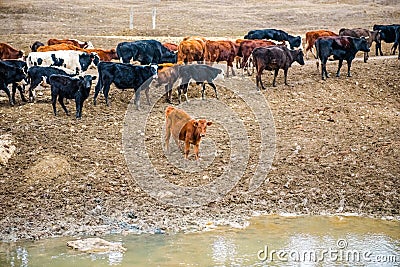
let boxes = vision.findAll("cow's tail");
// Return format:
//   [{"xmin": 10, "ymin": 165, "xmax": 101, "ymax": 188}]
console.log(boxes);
[{"xmin": 165, "ymin": 106, "xmax": 175, "ymax": 119}]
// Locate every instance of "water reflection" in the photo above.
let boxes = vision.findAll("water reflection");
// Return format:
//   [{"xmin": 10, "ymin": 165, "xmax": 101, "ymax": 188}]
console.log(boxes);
[{"xmin": 0, "ymin": 215, "xmax": 398, "ymax": 267}]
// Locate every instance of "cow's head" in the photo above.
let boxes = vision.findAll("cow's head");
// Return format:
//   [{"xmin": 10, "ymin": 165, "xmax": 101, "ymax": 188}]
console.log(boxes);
[
  {"xmin": 354, "ymin": 37, "xmax": 370, "ymax": 53},
  {"xmin": 79, "ymin": 75, "xmax": 97, "ymax": 93},
  {"xmin": 295, "ymin": 50, "xmax": 305, "ymax": 66},
  {"xmin": 288, "ymin": 35, "xmax": 302, "ymax": 50},
  {"xmin": 150, "ymin": 64, "xmax": 158, "ymax": 79},
  {"xmin": 193, "ymin": 119, "xmax": 212, "ymax": 138}
]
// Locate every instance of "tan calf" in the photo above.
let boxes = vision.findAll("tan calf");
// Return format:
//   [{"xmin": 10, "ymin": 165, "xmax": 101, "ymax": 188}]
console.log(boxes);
[{"xmin": 165, "ymin": 106, "xmax": 212, "ymax": 160}]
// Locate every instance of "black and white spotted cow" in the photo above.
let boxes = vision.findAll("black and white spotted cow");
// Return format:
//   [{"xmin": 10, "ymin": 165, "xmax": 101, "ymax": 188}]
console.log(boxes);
[{"xmin": 26, "ymin": 50, "xmax": 100, "ymax": 74}]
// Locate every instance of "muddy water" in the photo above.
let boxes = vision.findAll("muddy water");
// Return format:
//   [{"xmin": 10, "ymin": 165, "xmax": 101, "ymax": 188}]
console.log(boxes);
[{"xmin": 1, "ymin": 215, "xmax": 399, "ymax": 267}]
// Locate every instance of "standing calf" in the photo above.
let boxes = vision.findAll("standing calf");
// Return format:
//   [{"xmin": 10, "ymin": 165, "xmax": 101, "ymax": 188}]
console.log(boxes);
[
  {"xmin": 252, "ymin": 46, "xmax": 304, "ymax": 89},
  {"xmin": 49, "ymin": 74, "xmax": 96, "ymax": 119},
  {"xmin": 165, "ymin": 106, "xmax": 212, "ymax": 160}
]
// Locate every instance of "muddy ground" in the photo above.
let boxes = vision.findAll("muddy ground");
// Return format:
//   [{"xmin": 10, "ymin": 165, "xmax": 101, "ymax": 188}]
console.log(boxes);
[{"xmin": 0, "ymin": 0, "xmax": 399, "ymax": 241}]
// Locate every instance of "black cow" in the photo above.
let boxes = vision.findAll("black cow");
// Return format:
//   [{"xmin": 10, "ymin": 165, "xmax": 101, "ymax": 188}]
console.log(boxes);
[
  {"xmin": 93, "ymin": 62, "xmax": 158, "ymax": 110},
  {"xmin": 2, "ymin": 60, "xmax": 28, "ymax": 103},
  {"xmin": 339, "ymin": 28, "xmax": 381, "ymax": 63},
  {"xmin": 27, "ymin": 66, "xmax": 78, "ymax": 102},
  {"xmin": 49, "ymin": 74, "xmax": 96, "ymax": 119},
  {"xmin": 177, "ymin": 64, "xmax": 224, "ymax": 103},
  {"xmin": 30, "ymin": 41, "xmax": 45, "ymax": 52},
  {"xmin": 0, "ymin": 61, "xmax": 27, "ymax": 105},
  {"xmin": 315, "ymin": 36, "xmax": 370, "ymax": 80},
  {"xmin": 244, "ymin": 29, "xmax": 302, "ymax": 49},
  {"xmin": 116, "ymin": 40, "xmax": 177, "ymax": 65},
  {"xmin": 252, "ymin": 46, "xmax": 304, "ymax": 89},
  {"xmin": 373, "ymin": 24, "xmax": 400, "ymax": 56}
]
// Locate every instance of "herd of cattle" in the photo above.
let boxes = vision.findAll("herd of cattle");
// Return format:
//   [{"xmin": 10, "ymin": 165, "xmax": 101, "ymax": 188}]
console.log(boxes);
[{"xmin": 0, "ymin": 24, "xmax": 399, "ymax": 120}]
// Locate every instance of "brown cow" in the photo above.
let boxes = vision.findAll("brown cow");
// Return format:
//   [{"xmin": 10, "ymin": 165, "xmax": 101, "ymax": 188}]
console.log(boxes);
[
  {"xmin": 238, "ymin": 39, "xmax": 285, "ymax": 75},
  {"xmin": 204, "ymin": 40, "xmax": 237, "ymax": 77},
  {"xmin": 0, "ymin": 43, "xmax": 24, "ymax": 60},
  {"xmin": 163, "ymin": 42, "xmax": 179, "ymax": 52},
  {"xmin": 177, "ymin": 36, "xmax": 207, "ymax": 64},
  {"xmin": 253, "ymin": 46, "xmax": 305, "ymax": 89},
  {"xmin": 165, "ymin": 106, "xmax": 212, "ymax": 160},
  {"xmin": 154, "ymin": 64, "xmax": 181, "ymax": 103},
  {"xmin": 37, "ymin": 43, "xmax": 82, "ymax": 52},
  {"xmin": 47, "ymin": 38, "xmax": 94, "ymax": 49},
  {"xmin": 304, "ymin": 30, "xmax": 338, "ymax": 59},
  {"xmin": 38, "ymin": 44, "xmax": 118, "ymax": 61},
  {"xmin": 339, "ymin": 28, "xmax": 381, "ymax": 62}
]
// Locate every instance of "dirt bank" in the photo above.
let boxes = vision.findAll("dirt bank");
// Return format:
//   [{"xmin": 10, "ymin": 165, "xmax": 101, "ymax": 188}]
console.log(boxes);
[{"xmin": 0, "ymin": 0, "xmax": 399, "ymax": 241}]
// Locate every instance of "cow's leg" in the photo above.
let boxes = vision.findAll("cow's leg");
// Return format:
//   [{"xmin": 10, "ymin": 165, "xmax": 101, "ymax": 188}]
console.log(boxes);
[
  {"xmin": 346, "ymin": 59, "xmax": 352, "ymax": 77},
  {"xmin": 165, "ymin": 84, "xmax": 172, "ymax": 103},
  {"xmin": 229, "ymin": 62, "xmax": 236, "ymax": 76},
  {"xmin": 283, "ymin": 68, "xmax": 289, "ymax": 86},
  {"xmin": 201, "ymin": 83, "xmax": 206, "ymax": 100},
  {"xmin": 1, "ymin": 83, "xmax": 14, "ymax": 106},
  {"xmin": 208, "ymin": 82, "xmax": 219, "ymax": 99},
  {"xmin": 182, "ymin": 84, "xmax": 189, "ymax": 102},
  {"xmin": 336, "ymin": 59, "xmax": 343, "ymax": 77},
  {"xmin": 177, "ymin": 84, "xmax": 183, "ymax": 104},
  {"xmin": 17, "ymin": 84, "xmax": 27, "ymax": 102},
  {"xmin": 164, "ymin": 119, "xmax": 172, "ymax": 152},
  {"xmin": 376, "ymin": 42, "xmax": 383, "ymax": 56},
  {"xmin": 184, "ymin": 140, "xmax": 190, "ymax": 159},
  {"xmin": 51, "ymin": 92, "xmax": 58, "ymax": 116},
  {"xmin": 103, "ymin": 83, "xmax": 111, "ymax": 106},
  {"xmin": 256, "ymin": 72, "xmax": 265, "ymax": 90},
  {"xmin": 364, "ymin": 52, "xmax": 368, "ymax": 63},
  {"xmin": 59, "ymin": 96, "xmax": 69, "ymax": 115},
  {"xmin": 75, "ymin": 96, "xmax": 82, "ymax": 119},
  {"xmin": 272, "ymin": 69, "xmax": 279, "ymax": 87},
  {"xmin": 11, "ymin": 84, "xmax": 17, "ymax": 104},
  {"xmin": 93, "ymin": 79, "xmax": 101, "ymax": 105},
  {"xmin": 193, "ymin": 144, "xmax": 200, "ymax": 160},
  {"xmin": 28, "ymin": 84, "xmax": 37, "ymax": 102},
  {"xmin": 321, "ymin": 59, "xmax": 328, "ymax": 80}
]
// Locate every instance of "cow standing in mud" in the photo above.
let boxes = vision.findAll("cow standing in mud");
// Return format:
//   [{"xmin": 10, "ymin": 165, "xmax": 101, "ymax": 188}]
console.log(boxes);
[
  {"xmin": 315, "ymin": 36, "xmax": 370, "ymax": 80},
  {"xmin": 252, "ymin": 46, "xmax": 304, "ymax": 89},
  {"xmin": 164, "ymin": 106, "xmax": 212, "ymax": 160}
]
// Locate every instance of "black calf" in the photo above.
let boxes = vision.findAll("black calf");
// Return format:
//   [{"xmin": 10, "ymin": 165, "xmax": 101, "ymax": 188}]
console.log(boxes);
[{"xmin": 49, "ymin": 74, "xmax": 96, "ymax": 119}]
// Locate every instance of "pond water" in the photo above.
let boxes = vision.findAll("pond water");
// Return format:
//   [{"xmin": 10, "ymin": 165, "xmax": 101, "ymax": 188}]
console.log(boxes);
[{"xmin": 1, "ymin": 215, "xmax": 399, "ymax": 266}]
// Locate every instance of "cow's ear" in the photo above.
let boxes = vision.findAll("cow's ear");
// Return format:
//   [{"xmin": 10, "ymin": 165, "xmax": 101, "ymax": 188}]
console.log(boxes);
[
  {"xmin": 192, "ymin": 120, "xmax": 198, "ymax": 127},
  {"xmin": 207, "ymin": 121, "xmax": 213, "ymax": 126}
]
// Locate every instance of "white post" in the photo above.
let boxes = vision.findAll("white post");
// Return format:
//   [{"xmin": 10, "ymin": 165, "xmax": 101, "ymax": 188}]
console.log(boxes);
[
  {"xmin": 152, "ymin": 7, "xmax": 156, "ymax": 30},
  {"xmin": 129, "ymin": 7, "xmax": 134, "ymax": 30}
]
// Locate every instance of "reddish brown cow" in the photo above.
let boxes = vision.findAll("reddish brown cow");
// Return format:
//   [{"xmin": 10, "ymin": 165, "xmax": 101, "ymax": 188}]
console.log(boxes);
[
  {"xmin": 38, "ymin": 44, "xmax": 118, "ymax": 61},
  {"xmin": 38, "ymin": 43, "xmax": 81, "ymax": 52},
  {"xmin": 165, "ymin": 106, "xmax": 212, "ymax": 160},
  {"xmin": 237, "ymin": 39, "xmax": 285, "ymax": 75},
  {"xmin": 84, "ymin": 48, "xmax": 118, "ymax": 61},
  {"xmin": 177, "ymin": 37, "xmax": 207, "ymax": 64},
  {"xmin": 163, "ymin": 42, "xmax": 179, "ymax": 52},
  {"xmin": 154, "ymin": 64, "xmax": 181, "ymax": 103},
  {"xmin": 304, "ymin": 30, "xmax": 338, "ymax": 59},
  {"xmin": 0, "ymin": 43, "xmax": 24, "ymax": 60},
  {"xmin": 339, "ymin": 28, "xmax": 381, "ymax": 62},
  {"xmin": 204, "ymin": 40, "xmax": 237, "ymax": 77},
  {"xmin": 47, "ymin": 38, "xmax": 93, "ymax": 49}
]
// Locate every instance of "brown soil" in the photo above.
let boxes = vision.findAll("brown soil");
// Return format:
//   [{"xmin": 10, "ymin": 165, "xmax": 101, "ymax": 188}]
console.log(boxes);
[{"xmin": 0, "ymin": 0, "xmax": 399, "ymax": 241}]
